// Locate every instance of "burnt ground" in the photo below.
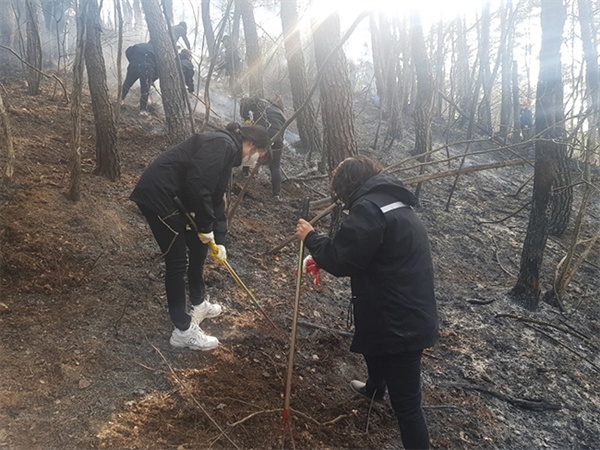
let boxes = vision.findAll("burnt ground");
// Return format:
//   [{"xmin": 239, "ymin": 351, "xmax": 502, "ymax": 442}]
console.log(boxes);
[{"xmin": 0, "ymin": 81, "xmax": 599, "ymax": 450}]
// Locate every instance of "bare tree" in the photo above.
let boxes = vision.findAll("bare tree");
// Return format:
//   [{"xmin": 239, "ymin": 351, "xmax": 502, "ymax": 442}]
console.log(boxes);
[
  {"xmin": 280, "ymin": 0, "xmax": 322, "ymax": 160},
  {"xmin": 509, "ymin": 0, "xmax": 567, "ymax": 310},
  {"xmin": 84, "ymin": 0, "xmax": 120, "ymax": 180},
  {"xmin": 201, "ymin": 0, "xmax": 215, "ymax": 56}
]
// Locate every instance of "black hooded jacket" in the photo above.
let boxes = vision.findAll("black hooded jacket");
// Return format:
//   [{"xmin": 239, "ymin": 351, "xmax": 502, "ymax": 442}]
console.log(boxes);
[
  {"xmin": 304, "ymin": 174, "xmax": 439, "ymax": 355},
  {"xmin": 129, "ymin": 130, "xmax": 243, "ymax": 244},
  {"xmin": 240, "ymin": 98, "xmax": 285, "ymax": 150}
]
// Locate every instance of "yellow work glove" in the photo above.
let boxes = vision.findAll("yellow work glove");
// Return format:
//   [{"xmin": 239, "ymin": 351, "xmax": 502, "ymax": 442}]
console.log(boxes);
[{"xmin": 198, "ymin": 231, "xmax": 214, "ymax": 244}]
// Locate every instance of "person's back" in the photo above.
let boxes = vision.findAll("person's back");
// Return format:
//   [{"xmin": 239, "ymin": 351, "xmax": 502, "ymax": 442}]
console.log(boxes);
[
  {"xmin": 179, "ymin": 49, "xmax": 195, "ymax": 93},
  {"xmin": 122, "ymin": 42, "xmax": 158, "ymax": 113},
  {"xmin": 125, "ymin": 43, "xmax": 156, "ymax": 65}
]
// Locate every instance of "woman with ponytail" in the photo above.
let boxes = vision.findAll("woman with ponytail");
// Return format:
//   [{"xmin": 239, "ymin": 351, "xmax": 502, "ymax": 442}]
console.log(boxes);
[{"xmin": 130, "ymin": 123, "xmax": 270, "ymax": 350}]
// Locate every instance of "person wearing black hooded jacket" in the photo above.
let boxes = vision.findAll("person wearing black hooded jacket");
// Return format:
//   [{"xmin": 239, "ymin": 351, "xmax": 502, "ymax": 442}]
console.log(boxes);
[
  {"xmin": 122, "ymin": 42, "xmax": 158, "ymax": 113},
  {"xmin": 295, "ymin": 155, "xmax": 438, "ymax": 450},
  {"xmin": 130, "ymin": 123, "xmax": 270, "ymax": 351},
  {"xmin": 239, "ymin": 96, "xmax": 286, "ymax": 198}
]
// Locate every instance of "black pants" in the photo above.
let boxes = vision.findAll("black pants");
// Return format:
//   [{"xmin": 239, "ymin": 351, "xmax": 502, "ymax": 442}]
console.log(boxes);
[
  {"xmin": 138, "ymin": 205, "xmax": 209, "ymax": 331},
  {"xmin": 121, "ymin": 62, "xmax": 157, "ymax": 111},
  {"xmin": 268, "ymin": 148, "xmax": 282, "ymax": 196},
  {"xmin": 364, "ymin": 351, "xmax": 430, "ymax": 450}
]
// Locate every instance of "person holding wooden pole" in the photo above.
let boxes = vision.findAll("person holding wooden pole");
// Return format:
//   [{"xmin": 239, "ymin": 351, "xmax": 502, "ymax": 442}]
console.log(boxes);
[
  {"xmin": 130, "ymin": 123, "xmax": 270, "ymax": 350},
  {"xmin": 295, "ymin": 155, "xmax": 439, "ymax": 450}
]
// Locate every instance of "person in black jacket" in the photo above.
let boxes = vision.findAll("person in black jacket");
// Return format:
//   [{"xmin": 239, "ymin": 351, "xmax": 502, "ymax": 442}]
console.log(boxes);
[
  {"xmin": 121, "ymin": 42, "xmax": 158, "ymax": 114},
  {"xmin": 171, "ymin": 21, "xmax": 191, "ymax": 50},
  {"xmin": 130, "ymin": 123, "xmax": 271, "ymax": 350},
  {"xmin": 295, "ymin": 155, "xmax": 439, "ymax": 450},
  {"xmin": 239, "ymin": 97, "xmax": 286, "ymax": 198},
  {"xmin": 179, "ymin": 49, "xmax": 195, "ymax": 93}
]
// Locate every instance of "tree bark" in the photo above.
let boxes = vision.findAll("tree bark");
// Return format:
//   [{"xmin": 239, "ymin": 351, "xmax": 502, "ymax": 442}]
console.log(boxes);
[
  {"xmin": 312, "ymin": 9, "xmax": 358, "ymax": 172},
  {"xmin": 509, "ymin": 0, "xmax": 567, "ymax": 310},
  {"xmin": 25, "ymin": 0, "xmax": 43, "ymax": 95},
  {"xmin": 201, "ymin": 0, "xmax": 215, "ymax": 56},
  {"xmin": 239, "ymin": 0, "xmax": 263, "ymax": 97},
  {"xmin": 499, "ymin": 0, "xmax": 513, "ymax": 141},
  {"xmin": 141, "ymin": 0, "xmax": 191, "ymax": 143},
  {"xmin": 84, "ymin": 0, "xmax": 120, "ymax": 180},
  {"xmin": 0, "ymin": 92, "xmax": 15, "ymax": 184},
  {"xmin": 280, "ymin": 0, "xmax": 322, "ymax": 159}
]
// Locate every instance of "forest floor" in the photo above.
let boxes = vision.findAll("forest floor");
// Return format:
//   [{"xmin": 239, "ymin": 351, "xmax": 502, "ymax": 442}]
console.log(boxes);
[{"xmin": 1, "ymin": 80, "xmax": 599, "ymax": 450}]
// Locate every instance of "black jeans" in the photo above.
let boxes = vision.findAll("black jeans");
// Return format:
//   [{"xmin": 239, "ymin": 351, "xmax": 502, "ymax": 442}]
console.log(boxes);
[
  {"xmin": 121, "ymin": 62, "xmax": 157, "ymax": 111},
  {"xmin": 268, "ymin": 148, "xmax": 282, "ymax": 196},
  {"xmin": 138, "ymin": 205, "xmax": 209, "ymax": 331},
  {"xmin": 363, "ymin": 351, "xmax": 430, "ymax": 450}
]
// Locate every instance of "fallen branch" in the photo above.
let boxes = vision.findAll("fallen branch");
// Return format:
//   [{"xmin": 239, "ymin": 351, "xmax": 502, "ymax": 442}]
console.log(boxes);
[
  {"xmin": 296, "ymin": 318, "xmax": 354, "ymax": 337},
  {"xmin": 496, "ymin": 313, "xmax": 594, "ymax": 345},
  {"xmin": 268, "ymin": 202, "xmax": 337, "ymax": 254},
  {"xmin": 446, "ymin": 382, "xmax": 561, "ymax": 411},
  {"xmin": 148, "ymin": 342, "xmax": 242, "ymax": 450},
  {"xmin": 0, "ymin": 45, "xmax": 69, "ymax": 103},
  {"xmin": 227, "ymin": 408, "xmax": 279, "ymax": 427}
]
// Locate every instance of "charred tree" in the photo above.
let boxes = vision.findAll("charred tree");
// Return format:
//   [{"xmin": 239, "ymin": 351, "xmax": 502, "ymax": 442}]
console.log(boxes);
[
  {"xmin": 509, "ymin": 0, "xmax": 567, "ymax": 310},
  {"xmin": 280, "ymin": 0, "xmax": 322, "ymax": 159},
  {"xmin": 499, "ymin": 0, "xmax": 513, "ymax": 141},
  {"xmin": 477, "ymin": 1, "xmax": 493, "ymax": 135},
  {"xmin": 141, "ymin": 0, "xmax": 191, "ymax": 143},
  {"xmin": 201, "ymin": 0, "xmax": 215, "ymax": 56},
  {"xmin": 84, "ymin": 0, "xmax": 120, "ymax": 180}
]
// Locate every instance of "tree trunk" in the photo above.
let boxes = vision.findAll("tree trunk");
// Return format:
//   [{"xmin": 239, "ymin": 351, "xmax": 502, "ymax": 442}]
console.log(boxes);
[
  {"xmin": 201, "ymin": 0, "xmax": 215, "ymax": 56},
  {"xmin": 509, "ymin": 0, "xmax": 567, "ymax": 310},
  {"xmin": 141, "ymin": 0, "xmax": 191, "ymax": 143},
  {"xmin": 68, "ymin": 0, "xmax": 87, "ymax": 202},
  {"xmin": 25, "ymin": 0, "xmax": 42, "ymax": 95},
  {"xmin": 311, "ymin": 9, "xmax": 357, "ymax": 172},
  {"xmin": 453, "ymin": 15, "xmax": 471, "ymax": 126},
  {"xmin": 477, "ymin": 1, "xmax": 493, "ymax": 135},
  {"xmin": 280, "ymin": 0, "xmax": 322, "ymax": 159},
  {"xmin": 410, "ymin": 12, "xmax": 434, "ymax": 202},
  {"xmin": 512, "ymin": 60, "xmax": 522, "ymax": 142},
  {"xmin": 84, "ymin": 0, "xmax": 120, "ymax": 180},
  {"xmin": 499, "ymin": 0, "xmax": 513, "ymax": 141},
  {"xmin": 0, "ymin": 92, "xmax": 15, "ymax": 184},
  {"xmin": 239, "ymin": 0, "xmax": 263, "ymax": 97}
]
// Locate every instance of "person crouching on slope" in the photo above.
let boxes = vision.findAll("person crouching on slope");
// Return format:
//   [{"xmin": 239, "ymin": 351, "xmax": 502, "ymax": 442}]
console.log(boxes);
[{"xmin": 130, "ymin": 123, "xmax": 271, "ymax": 350}]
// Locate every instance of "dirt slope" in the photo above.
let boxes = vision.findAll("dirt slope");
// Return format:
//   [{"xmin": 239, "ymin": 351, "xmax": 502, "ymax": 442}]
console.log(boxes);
[{"xmin": 1, "ymin": 83, "xmax": 599, "ymax": 449}]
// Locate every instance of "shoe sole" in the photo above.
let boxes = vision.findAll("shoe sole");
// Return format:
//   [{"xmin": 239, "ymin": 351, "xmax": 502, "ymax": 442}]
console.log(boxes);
[{"xmin": 169, "ymin": 339, "xmax": 219, "ymax": 351}]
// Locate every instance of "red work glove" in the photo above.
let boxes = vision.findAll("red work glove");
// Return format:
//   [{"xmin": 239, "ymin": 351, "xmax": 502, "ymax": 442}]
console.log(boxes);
[{"xmin": 303, "ymin": 255, "xmax": 320, "ymax": 286}]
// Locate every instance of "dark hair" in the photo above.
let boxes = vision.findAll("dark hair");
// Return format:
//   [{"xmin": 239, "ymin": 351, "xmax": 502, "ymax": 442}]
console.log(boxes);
[
  {"xmin": 226, "ymin": 122, "xmax": 270, "ymax": 151},
  {"xmin": 331, "ymin": 155, "xmax": 383, "ymax": 203},
  {"xmin": 179, "ymin": 49, "xmax": 192, "ymax": 60}
]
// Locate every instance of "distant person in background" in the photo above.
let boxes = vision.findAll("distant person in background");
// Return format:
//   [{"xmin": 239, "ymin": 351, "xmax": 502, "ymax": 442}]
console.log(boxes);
[
  {"xmin": 171, "ymin": 21, "xmax": 191, "ymax": 50},
  {"xmin": 179, "ymin": 49, "xmax": 195, "ymax": 94},
  {"xmin": 239, "ymin": 96, "xmax": 287, "ymax": 199},
  {"xmin": 520, "ymin": 102, "xmax": 534, "ymax": 140},
  {"xmin": 216, "ymin": 35, "xmax": 242, "ymax": 79},
  {"xmin": 121, "ymin": 42, "xmax": 158, "ymax": 115}
]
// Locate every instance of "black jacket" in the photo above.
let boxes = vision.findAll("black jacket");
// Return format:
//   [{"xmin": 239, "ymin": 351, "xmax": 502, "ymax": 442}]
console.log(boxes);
[
  {"xmin": 304, "ymin": 174, "xmax": 439, "ymax": 355},
  {"xmin": 180, "ymin": 57, "xmax": 194, "ymax": 93},
  {"xmin": 125, "ymin": 43, "xmax": 156, "ymax": 67},
  {"xmin": 129, "ymin": 131, "xmax": 243, "ymax": 244},
  {"xmin": 240, "ymin": 98, "xmax": 286, "ymax": 150}
]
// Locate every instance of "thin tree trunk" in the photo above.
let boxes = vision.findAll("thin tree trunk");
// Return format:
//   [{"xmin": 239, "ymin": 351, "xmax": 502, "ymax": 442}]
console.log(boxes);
[
  {"xmin": 239, "ymin": 0, "xmax": 263, "ymax": 97},
  {"xmin": 512, "ymin": 60, "xmax": 522, "ymax": 142},
  {"xmin": 509, "ymin": 0, "xmax": 567, "ymax": 310},
  {"xmin": 201, "ymin": 0, "xmax": 215, "ymax": 56},
  {"xmin": 0, "ymin": 93, "xmax": 15, "ymax": 184},
  {"xmin": 84, "ymin": 0, "xmax": 120, "ymax": 180},
  {"xmin": 68, "ymin": 0, "xmax": 88, "ymax": 202},
  {"xmin": 499, "ymin": 0, "xmax": 513, "ymax": 141},
  {"xmin": 25, "ymin": 0, "xmax": 42, "ymax": 95}
]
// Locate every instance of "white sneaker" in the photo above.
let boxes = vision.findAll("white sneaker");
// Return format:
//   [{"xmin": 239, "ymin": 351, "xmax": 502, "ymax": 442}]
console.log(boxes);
[
  {"xmin": 190, "ymin": 296, "xmax": 223, "ymax": 324},
  {"xmin": 169, "ymin": 323, "xmax": 219, "ymax": 350}
]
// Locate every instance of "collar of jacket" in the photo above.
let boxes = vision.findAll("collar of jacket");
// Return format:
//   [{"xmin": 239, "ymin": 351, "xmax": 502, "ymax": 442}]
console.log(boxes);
[{"xmin": 344, "ymin": 173, "xmax": 418, "ymax": 209}]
